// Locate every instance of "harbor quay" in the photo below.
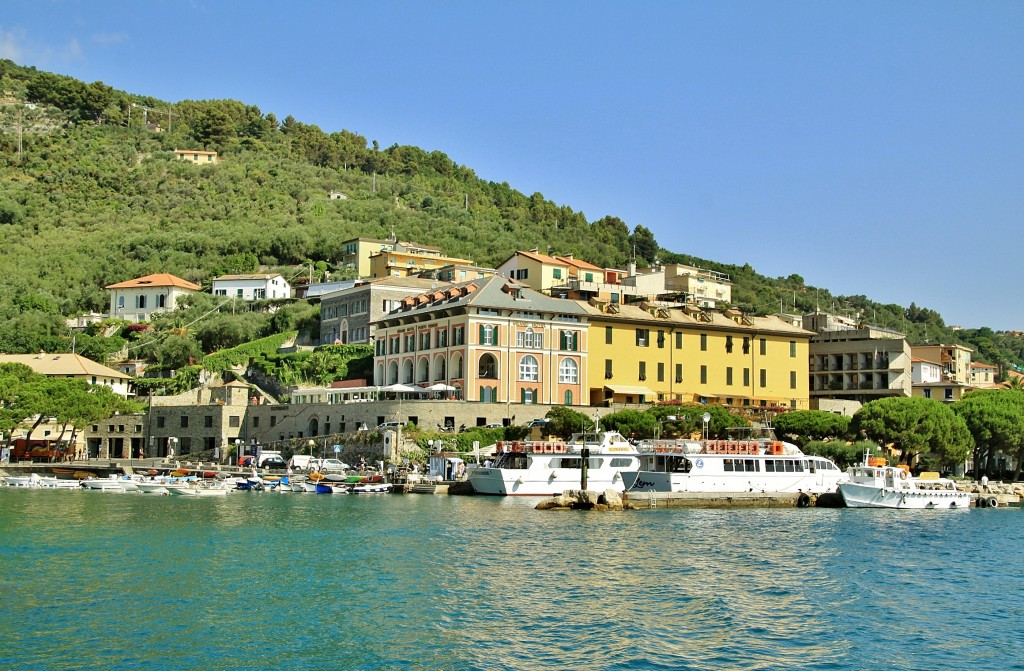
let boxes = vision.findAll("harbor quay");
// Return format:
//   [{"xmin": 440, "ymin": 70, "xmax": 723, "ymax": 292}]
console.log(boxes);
[{"xmin": 3, "ymin": 458, "xmax": 1020, "ymax": 508}]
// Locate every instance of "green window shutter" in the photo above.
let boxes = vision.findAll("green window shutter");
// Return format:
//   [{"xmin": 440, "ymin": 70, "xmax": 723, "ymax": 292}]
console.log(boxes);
[
  {"xmin": 493, "ymin": 324, "xmax": 499, "ymax": 345},
  {"xmin": 478, "ymin": 324, "xmax": 485, "ymax": 344},
  {"xmin": 521, "ymin": 387, "xmax": 526, "ymax": 404}
]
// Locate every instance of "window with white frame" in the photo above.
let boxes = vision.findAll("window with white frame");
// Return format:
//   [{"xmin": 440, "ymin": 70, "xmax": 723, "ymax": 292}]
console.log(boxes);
[
  {"xmin": 559, "ymin": 358, "xmax": 578, "ymax": 384},
  {"xmin": 516, "ymin": 328, "xmax": 543, "ymax": 349},
  {"xmin": 519, "ymin": 355, "xmax": 539, "ymax": 381}
]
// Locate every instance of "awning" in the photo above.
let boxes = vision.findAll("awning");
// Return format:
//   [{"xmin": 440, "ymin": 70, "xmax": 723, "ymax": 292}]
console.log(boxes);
[
  {"xmin": 381, "ymin": 383, "xmax": 418, "ymax": 393},
  {"xmin": 604, "ymin": 385, "xmax": 658, "ymax": 397}
]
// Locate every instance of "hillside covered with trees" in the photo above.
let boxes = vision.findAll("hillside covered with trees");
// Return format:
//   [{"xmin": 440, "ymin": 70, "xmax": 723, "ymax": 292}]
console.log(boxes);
[{"xmin": 1, "ymin": 59, "xmax": 1022, "ymax": 377}]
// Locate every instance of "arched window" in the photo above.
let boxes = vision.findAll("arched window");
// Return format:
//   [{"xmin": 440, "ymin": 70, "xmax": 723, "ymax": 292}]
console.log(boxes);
[
  {"xmin": 564, "ymin": 390, "xmax": 573, "ymax": 405},
  {"xmin": 519, "ymin": 355, "xmax": 539, "ymax": 382},
  {"xmin": 558, "ymin": 358, "xmax": 578, "ymax": 384},
  {"xmin": 478, "ymin": 353, "xmax": 498, "ymax": 379},
  {"xmin": 516, "ymin": 328, "xmax": 543, "ymax": 348}
]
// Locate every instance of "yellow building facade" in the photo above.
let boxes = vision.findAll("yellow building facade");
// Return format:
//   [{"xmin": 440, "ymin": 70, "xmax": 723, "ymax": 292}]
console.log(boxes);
[
  {"xmin": 341, "ymin": 237, "xmax": 396, "ymax": 278},
  {"xmin": 578, "ymin": 301, "xmax": 812, "ymax": 410},
  {"xmin": 368, "ymin": 244, "xmax": 472, "ymax": 279}
]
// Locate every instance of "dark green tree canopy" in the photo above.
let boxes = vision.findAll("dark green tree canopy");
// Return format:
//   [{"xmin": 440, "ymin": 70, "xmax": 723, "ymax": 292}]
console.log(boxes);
[
  {"xmin": 850, "ymin": 397, "xmax": 972, "ymax": 469},
  {"xmin": 954, "ymin": 389, "xmax": 1024, "ymax": 479},
  {"xmin": 773, "ymin": 410, "xmax": 851, "ymax": 446}
]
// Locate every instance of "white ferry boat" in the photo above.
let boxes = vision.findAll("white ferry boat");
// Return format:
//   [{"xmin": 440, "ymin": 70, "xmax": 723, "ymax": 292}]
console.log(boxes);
[
  {"xmin": 839, "ymin": 462, "xmax": 971, "ymax": 509},
  {"xmin": 620, "ymin": 428, "xmax": 846, "ymax": 496},
  {"xmin": 468, "ymin": 430, "xmax": 641, "ymax": 496}
]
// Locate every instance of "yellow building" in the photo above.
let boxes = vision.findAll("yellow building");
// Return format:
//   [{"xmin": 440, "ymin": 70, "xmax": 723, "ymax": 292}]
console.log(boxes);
[
  {"xmin": 373, "ymin": 276, "xmax": 589, "ymax": 406},
  {"xmin": 911, "ymin": 344, "xmax": 973, "ymax": 385},
  {"xmin": 174, "ymin": 149, "xmax": 218, "ymax": 164},
  {"xmin": 340, "ymin": 237, "xmax": 397, "ymax": 278},
  {"xmin": 495, "ymin": 249, "xmax": 573, "ymax": 294},
  {"xmin": 578, "ymin": 301, "xmax": 812, "ymax": 410},
  {"xmin": 368, "ymin": 241, "xmax": 472, "ymax": 278}
]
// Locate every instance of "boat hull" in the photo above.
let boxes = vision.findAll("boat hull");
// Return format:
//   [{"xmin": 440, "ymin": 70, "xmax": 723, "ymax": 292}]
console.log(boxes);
[
  {"xmin": 839, "ymin": 483, "xmax": 971, "ymax": 509},
  {"xmin": 469, "ymin": 467, "xmax": 625, "ymax": 496},
  {"xmin": 351, "ymin": 484, "xmax": 391, "ymax": 494},
  {"xmin": 620, "ymin": 469, "xmax": 843, "ymax": 495},
  {"xmin": 170, "ymin": 487, "xmax": 230, "ymax": 497},
  {"xmin": 82, "ymin": 479, "xmax": 126, "ymax": 491}
]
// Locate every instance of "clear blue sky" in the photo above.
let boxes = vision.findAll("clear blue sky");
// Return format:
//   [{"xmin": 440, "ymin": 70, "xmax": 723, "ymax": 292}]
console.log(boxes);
[{"xmin": 4, "ymin": 1, "xmax": 1023, "ymax": 331}]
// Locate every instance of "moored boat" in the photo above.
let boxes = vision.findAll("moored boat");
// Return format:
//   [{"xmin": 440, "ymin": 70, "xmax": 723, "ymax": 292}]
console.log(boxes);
[
  {"xmin": 351, "ymin": 483, "xmax": 391, "ymax": 493},
  {"xmin": 468, "ymin": 429, "xmax": 642, "ymax": 496},
  {"xmin": 620, "ymin": 428, "xmax": 846, "ymax": 495},
  {"xmin": 135, "ymin": 481, "xmax": 171, "ymax": 495},
  {"xmin": 314, "ymin": 482, "xmax": 349, "ymax": 494},
  {"xmin": 81, "ymin": 475, "xmax": 128, "ymax": 491},
  {"xmin": 169, "ymin": 482, "xmax": 231, "ymax": 496},
  {"xmin": 2, "ymin": 474, "xmax": 38, "ymax": 487},
  {"xmin": 839, "ymin": 461, "xmax": 971, "ymax": 509}
]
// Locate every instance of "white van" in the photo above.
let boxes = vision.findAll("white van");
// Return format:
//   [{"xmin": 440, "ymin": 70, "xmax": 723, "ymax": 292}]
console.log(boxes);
[{"xmin": 287, "ymin": 454, "xmax": 318, "ymax": 471}]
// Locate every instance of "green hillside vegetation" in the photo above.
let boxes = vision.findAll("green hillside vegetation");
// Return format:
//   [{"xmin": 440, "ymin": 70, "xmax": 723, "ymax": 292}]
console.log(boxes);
[{"xmin": 2, "ymin": 58, "xmax": 1022, "ymax": 381}]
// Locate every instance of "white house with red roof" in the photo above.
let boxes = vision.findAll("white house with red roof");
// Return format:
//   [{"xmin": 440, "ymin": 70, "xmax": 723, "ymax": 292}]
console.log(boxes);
[{"xmin": 105, "ymin": 273, "xmax": 202, "ymax": 322}]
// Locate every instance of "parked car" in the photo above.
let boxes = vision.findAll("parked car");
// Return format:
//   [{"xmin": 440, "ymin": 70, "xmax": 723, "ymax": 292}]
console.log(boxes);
[
  {"xmin": 239, "ymin": 450, "xmax": 284, "ymax": 467},
  {"xmin": 318, "ymin": 458, "xmax": 350, "ymax": 473},
  {"xmin": 260, "ymin": 456, "xmax": 287, "ymax": 470}
]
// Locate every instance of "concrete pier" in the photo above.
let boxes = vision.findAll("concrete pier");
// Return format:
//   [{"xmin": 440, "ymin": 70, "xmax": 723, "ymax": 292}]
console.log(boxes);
[{"xmin": 623, "ymin": 490, "xmax": 829, "ymax": 508}]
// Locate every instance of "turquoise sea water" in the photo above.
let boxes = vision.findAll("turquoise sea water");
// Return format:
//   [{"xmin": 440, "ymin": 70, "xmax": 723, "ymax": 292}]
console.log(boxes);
[{"xmin": 0, "ymin": 489, "xmax": 1021, "ymax": 671}]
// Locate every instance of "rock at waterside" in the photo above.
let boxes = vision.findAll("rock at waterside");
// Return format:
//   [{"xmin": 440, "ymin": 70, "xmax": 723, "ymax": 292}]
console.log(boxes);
[{"xmin": 535, "ymin": 488, "xmax": 625, "ymax": 511}]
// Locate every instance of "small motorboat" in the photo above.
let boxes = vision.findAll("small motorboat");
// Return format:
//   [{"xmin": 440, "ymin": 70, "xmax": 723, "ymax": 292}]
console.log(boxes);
[
  {"xmin": 81, "ymin": 476, "xmax": 127, "ymax": 491},
  {"xmin": 314, "ymin": 482, "xmax": 349, "ymax": 494},
  {"xmin": 839, "ymin": 458, "xmax": 971, "ymax": 509},
  {"xmin": 172, "ymin": 486, "xmax": 230, "ymax": 497},
  {"xmin": 351, "ymin": 483, "xmax": 391, "ymax": 494},
  {"xmin": 135, "ymin": 481, "xmax": 171, "ymax": 495}
]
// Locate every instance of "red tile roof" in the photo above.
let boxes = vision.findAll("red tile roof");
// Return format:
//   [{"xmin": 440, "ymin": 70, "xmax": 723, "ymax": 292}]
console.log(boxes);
[{"xmin": 105, "ymin": 273, "xmax": 201, "ymax": 291}]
